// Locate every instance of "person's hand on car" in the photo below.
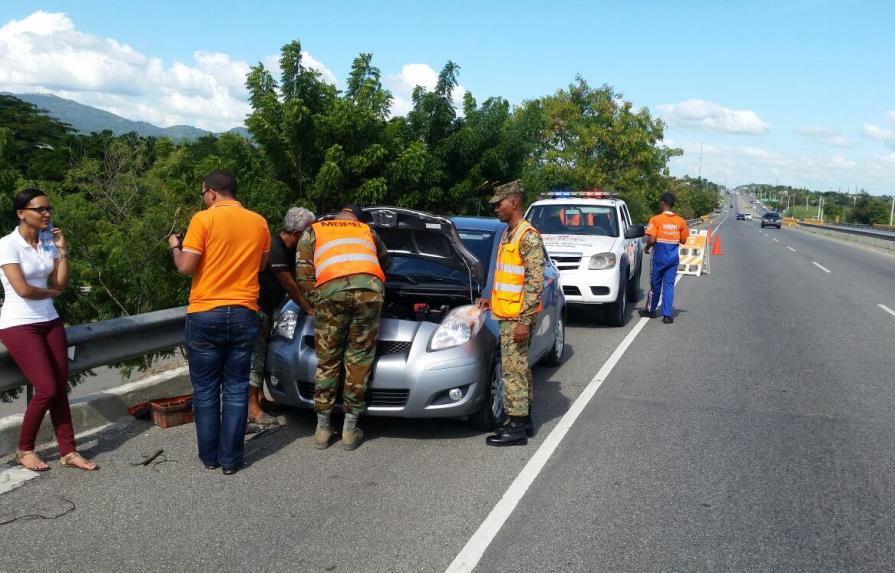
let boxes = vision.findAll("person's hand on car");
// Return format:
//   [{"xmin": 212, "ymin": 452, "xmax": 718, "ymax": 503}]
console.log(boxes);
[
  {"xmin": 513, "ymin": 322, "xmax": 530, "ymax": 343},
  {"xmin": 475, "ymin": 298, "xmax": 491, "ymax": 310}
]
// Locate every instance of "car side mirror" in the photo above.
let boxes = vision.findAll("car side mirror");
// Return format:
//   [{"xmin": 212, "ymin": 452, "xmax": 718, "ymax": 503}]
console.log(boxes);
[{"xmin": 624, "ymin": 225, "xmax": 645, "ymax": 239}]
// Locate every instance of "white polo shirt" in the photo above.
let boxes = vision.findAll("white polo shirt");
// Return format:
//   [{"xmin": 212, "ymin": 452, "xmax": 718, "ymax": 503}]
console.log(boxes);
[{"xmin": 0, "ymin": 228, "xmax": 60, "ymax": 329}]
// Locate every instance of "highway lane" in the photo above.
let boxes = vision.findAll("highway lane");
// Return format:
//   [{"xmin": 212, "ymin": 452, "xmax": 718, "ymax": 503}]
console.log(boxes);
[
  {"xmin": 0, "ymin": 283, "xmax": 654, "ymax": 571},
  {"xmin": 475, "ymin": 213, "xmax": 895, "ymax": 570},
  {"xmin": 746, "ymin": 220, "xmax": 895, "ymax": 312}
]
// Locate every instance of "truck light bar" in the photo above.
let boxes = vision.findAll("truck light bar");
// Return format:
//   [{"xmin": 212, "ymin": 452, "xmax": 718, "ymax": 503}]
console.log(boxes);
[{"xmin": 539, "ymin": 189, "xmax": 620, "ymax": 199}]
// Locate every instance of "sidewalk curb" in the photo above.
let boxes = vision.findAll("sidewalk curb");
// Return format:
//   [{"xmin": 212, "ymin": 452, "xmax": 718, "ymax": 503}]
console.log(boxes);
[{"xmin": 0, "ymin": 366, "xmax": 191, "ymax": 457}]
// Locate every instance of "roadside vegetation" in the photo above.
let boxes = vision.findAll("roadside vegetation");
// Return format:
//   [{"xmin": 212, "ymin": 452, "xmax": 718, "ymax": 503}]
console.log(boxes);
[
  {"xmin": 0, "ymin": 39, "xmax": 724, "ymax": 395},
  {"xmin": 738, "ymin": 183, "xmax": 893, "ymax": 226}
]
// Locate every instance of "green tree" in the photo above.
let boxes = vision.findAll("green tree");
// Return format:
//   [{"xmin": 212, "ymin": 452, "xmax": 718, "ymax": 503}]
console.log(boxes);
[
  {"xmin": 525, "ymin": 78, "xmax": 681, "ymax": 222},
  {"xmin": 245, "ymin": 40, "xmax": 337, "ymax": 200}
]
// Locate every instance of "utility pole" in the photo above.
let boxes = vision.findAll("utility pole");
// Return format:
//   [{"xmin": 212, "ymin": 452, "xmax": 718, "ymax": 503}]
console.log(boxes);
[
  {"xmin": 890, "ymin": 194, "xmax": 894, "ymax": 226},
  {"xmin": 698, "ymin": 143, "xmax": 703, "ymax": 180}
]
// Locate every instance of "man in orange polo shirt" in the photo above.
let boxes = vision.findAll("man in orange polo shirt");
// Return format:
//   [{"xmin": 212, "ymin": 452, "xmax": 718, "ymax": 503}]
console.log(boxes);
[
  {"xmin": 639, "ymin": 192, "xmax": 688, "ymax": 324},
  {"xmin": 168, "ymin": 170, "xmax": 270, "ymax": 474}
]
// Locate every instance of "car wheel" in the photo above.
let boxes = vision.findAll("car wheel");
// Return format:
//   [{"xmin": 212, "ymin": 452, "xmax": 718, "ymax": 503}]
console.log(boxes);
[
  {"xmin": 626, "ymin": 260, "xmax": 641, "ymax": 302},
  {"xmin": 540, "ymin": 311, "xmax": 565, "ymax": 366},
  {"xmin": 606, "ymin": 275, "xmax": 627, "ymax": 327},
  {"xmin": 469, "ymin": 359, "xmax": 506, "ymax": 431}
]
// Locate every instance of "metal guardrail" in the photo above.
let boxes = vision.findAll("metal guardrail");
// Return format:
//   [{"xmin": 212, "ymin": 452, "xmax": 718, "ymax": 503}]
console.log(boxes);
[
  {"xmin": 798, "ymin": 221, "xmax": 895, "ymax": 241},
  {"xmin": 0, "ymin": 306, "xmax": 187, "ymax": 394}
]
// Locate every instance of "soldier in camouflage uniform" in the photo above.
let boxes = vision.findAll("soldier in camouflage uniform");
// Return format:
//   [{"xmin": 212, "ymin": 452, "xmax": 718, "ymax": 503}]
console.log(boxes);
[
  {"xmin": 296, "ymin": 204, "xmax": 389, "ymax": 451},
  {"xmin": 476, "ymin": 180, "xmax": 545, "ymax": 446}
]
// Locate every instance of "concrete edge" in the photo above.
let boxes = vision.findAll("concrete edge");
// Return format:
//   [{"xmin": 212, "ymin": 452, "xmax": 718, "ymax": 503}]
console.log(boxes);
[{"xmin": 0, "ymin": 366, "xmax": 191, "ymax": 457}]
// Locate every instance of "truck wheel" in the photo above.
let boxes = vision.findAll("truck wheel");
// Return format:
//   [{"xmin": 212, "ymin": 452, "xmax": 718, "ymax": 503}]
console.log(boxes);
[
  {"xmin": 469, "ymin": 359, "xmax": 506, "ymax": 431},
  {"xmin": 606, "ymin": 275, "xmax": 627, "ymax": 327},
  {"xmin": 626, "ymin": 260, "xmax": 641, "ymax": 302}
]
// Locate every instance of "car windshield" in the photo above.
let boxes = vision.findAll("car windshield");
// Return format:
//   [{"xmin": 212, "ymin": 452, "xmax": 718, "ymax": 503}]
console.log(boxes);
[
  {"xmin": 764, "ymin": 213, "xmax": 780, "ymax": 219},
  {"xmin": 527, "ymin": 204, "xmax": 619, "ymax": 236},
  {"xmin": 456, "ymin": 230, "xmax": 495, "ymax": 271}
]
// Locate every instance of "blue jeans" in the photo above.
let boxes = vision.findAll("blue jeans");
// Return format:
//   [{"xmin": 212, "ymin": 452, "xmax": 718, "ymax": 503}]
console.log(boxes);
[{"xmin": 185, "ymin": 306, "xmax": 259, "ymax": 469}]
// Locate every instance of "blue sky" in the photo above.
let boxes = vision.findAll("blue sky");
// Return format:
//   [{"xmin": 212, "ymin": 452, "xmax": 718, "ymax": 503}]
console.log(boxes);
[{"xmin": 2, "ymin": 0, "xmax": 893, "ymax": 194}]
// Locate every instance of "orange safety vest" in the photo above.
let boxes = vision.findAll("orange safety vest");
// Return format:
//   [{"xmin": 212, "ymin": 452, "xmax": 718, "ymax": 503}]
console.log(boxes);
[
  {"xmin": 491, "ymin": 220, "xmax": 540, "ymax": 319},
  {"xmin": 312, "ymin": 220, "xmax": 385, "ymax": 287}
]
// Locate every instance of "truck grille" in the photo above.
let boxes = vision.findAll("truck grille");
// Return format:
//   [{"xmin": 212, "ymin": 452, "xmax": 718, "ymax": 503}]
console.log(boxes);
[
  {"xmin": 298, "ymin": 382, "xmax": 409, "ymax": 408},
  {"xmin": 551, "ymin": 254, "xmax": 582, "ymax": 271}
]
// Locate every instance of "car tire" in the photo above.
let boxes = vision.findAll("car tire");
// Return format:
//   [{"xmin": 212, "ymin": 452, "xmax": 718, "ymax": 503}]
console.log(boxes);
[
  {"xmin": 469, "ymin": 359, "xmax": 506, "ymax": 431},
  {"xmin": 606, "ymin": 274, "xmax": 627, "ymax": 327},
  {"xmin": 626, "ymin": 260, "xmax": 641, "ymax": 302},
  {"xmin": 540, "ymin": 310, "xmax": 565, "ymax": 367}
]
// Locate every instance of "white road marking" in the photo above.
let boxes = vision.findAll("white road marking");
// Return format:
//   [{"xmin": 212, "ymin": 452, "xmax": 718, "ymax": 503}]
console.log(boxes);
[
  {"xmin": 0, "ymin": 467, "xmax": 40, "ymax": 495},
  {"xmin": 879, "ymin": 304, "xmax": 895, "ymax": 318},
  {"xmin": 812, "ymin": 261, "xmax": 831, "ymax": 273},
  {"xmin": 445, "ymin": 275, "xmax": 684, "ymax": 572},
  {"xmin": 787, "ymin": 246, "xmax": 797, "ymax": 252},
  {"xmin": 773, "ymin": 238, "xmax": 779, "ymax": 242}
]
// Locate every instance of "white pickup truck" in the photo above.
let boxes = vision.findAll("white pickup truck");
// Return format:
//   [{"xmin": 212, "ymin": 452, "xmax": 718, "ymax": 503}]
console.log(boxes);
[{"xmin": 525, "ymin": 191, "xmax": 645, "ymax": 326}]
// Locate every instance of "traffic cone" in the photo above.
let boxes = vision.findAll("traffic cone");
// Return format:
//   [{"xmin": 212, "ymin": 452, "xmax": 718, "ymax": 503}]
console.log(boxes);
[
  {"xmin": 711, "ymin": 235, "xmax": 723, "ymax": 255},
  {"xmin": 706, "ymin": 229, "xmax": 713, "ymax": 245}
]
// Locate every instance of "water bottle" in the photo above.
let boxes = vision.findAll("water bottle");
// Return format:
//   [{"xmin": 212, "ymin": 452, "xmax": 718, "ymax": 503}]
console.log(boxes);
[{"xmin": 39, "ymin": 223, "xmax": 57, "ymax": 256}]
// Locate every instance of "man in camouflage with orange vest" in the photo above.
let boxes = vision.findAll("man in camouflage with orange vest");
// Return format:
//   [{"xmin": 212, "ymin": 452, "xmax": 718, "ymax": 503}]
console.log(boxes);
[
  {"xmin": 476, "ymin": 180, "xmax": 545, "ymax": 447},
  {"xmin": 296, "ymin": 204, "xmax": 390, "ymax": 451}
]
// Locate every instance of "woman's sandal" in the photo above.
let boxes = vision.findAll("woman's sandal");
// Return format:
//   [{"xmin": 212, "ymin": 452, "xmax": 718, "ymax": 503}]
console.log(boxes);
[
  {"xmin": 15, "ymin": 449, "xmax": 50, "ymax": 472},
  {"xmin": 59, "ymin": 452, "xmax": 99, "ymax": 471}
]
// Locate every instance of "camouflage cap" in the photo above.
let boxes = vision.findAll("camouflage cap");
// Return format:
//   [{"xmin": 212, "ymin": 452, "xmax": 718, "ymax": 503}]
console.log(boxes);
[{"xmin": 488, "ymin": 180, "xmax": 524, "ymax": 204}]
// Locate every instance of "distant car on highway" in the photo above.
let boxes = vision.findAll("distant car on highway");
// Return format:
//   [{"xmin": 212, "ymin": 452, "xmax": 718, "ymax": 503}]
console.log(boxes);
[
  {"xmin": 265, "ymin": 208, "xmax": 566, "ymax": 431},
  {"xmin": 736, "ymin": 213, "xmax": 746, "ymax": 221},
  {"xmin": 761, "ymin": 212, "xmax": 782, "ymax": 229},
  {"xmin": 745, "ymin": 213, "xmax": 753, "ymax": 221}
]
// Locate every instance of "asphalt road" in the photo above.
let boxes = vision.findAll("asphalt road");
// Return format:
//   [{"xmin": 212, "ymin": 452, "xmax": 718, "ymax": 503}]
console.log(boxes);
[{"xmin": 2, "ymin": 209, "xmax": 894, "ymax": 572}]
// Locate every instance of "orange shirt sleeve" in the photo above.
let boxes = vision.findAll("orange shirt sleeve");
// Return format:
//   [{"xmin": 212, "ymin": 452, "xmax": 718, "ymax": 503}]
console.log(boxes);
[
  {"xmin": 679, "ymin": 218, "xmax": 689, "ymax": 243},
  {"xmin": 182, "ymin": 212, "xmax": 208, "ymax": 255},
  {"xmin": 645, "ymin": 215, "xmax": 658, "ymax": 238},
  {"xmin": 261, "ymin": 225, "xmax": 271, "ymax": 253}
]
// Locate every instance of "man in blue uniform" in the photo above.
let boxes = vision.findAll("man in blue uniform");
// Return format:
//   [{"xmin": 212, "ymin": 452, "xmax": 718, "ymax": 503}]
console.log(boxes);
[{"xmin": 639, "ymin": 192, "xmax": 689, "ymax": 324}]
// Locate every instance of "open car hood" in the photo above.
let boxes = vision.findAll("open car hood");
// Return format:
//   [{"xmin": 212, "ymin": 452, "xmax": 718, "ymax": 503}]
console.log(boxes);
[{"xmin": 361, "ymin": 207, "xmax": 484, "ymax": 289}]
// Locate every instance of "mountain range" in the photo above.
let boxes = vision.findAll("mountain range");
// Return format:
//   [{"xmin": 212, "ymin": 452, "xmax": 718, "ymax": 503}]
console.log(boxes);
[{"xmin": 6, "ymin": 93, "xmax": 250, "ymax": 141}]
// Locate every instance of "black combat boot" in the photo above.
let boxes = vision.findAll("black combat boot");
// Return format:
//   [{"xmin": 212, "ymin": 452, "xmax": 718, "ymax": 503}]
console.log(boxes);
[
  {"xmin": 524, "ymin": 414, "xmax": 534, "ymax": 438},
  {"xmin": 486, "ymin": 416, "xmax": 528, "ymax": 447}
]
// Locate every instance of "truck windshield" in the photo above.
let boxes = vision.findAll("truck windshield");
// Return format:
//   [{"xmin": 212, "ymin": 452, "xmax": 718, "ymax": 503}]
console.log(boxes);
[{"xmin": 527, "ymin": 205, "xmax": 619, "ymax": 237}]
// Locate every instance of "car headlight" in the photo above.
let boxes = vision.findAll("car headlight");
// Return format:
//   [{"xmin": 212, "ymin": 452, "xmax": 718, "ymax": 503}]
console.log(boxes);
[
  {"xmin": 274, "ymin": 309, "xmax": 298, "ymax": 341},
  {"xmin": 430, "ymin": 305, "xmax": 485, "ymax": 351},
  {"xmin": 588, "ymin": 252, "xmax": 617, "ymax": 270}
]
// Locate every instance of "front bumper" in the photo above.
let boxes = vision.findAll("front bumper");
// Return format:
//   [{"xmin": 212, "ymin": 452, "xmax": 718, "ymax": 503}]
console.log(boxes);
[
  {"xmin": 266, "ymin": 317, "xmax": 496, "ymax": 419},
  {"xmin": 556, "ymin": 267, "xmax": 619, "ymax": 304}
]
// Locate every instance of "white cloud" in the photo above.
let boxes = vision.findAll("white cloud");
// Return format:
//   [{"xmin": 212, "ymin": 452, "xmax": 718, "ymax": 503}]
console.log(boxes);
[
  {"xmin": 886, "ymin": 110, "xmax": 895, "ymax": 123},
  {"xmin": 830, "ymin": 155, "xmax": 856, "ymax": 169},
  {"xmin": 796, "ymin": 126, "xmax": 852, "ymax": 147},
  {"xmin": 0, "ymin": 11, "xmax": 336, "ymax": 131},
  {"xmin": 384, "ymin": 63, "xmax": 466, "ymax": 117},
  {"xmin": 861, "ymin": 123, "xmax": 895, "ymax": 144},
  {"xmin": 657, "ymin": 99, "xmax": 769, "ymax": 135},
  {"xmin": 666, "ymin": 135, "xmax": 894, "ymax": 193}
]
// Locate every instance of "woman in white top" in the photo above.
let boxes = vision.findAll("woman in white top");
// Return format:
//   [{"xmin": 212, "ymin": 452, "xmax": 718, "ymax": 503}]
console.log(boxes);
[{"xmin": 0, "ymin": 189, "xmax": 97, "ymax": 471}]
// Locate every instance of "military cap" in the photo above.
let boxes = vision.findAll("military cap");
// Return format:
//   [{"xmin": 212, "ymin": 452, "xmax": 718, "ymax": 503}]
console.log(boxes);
[{"xmin": 488, "ymin": 180, "xmax": 524, "ymax": 204}]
